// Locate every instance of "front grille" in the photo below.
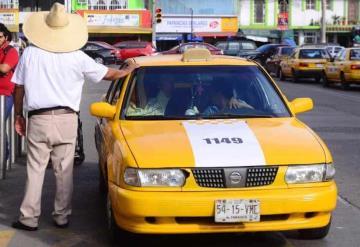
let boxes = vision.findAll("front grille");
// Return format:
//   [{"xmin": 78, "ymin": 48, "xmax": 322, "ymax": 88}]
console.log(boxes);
[
  {"xmin": 192, "ymin": 169, "xmax": 225, "ymax": 188},
  {"xmin": 245, "ymin": 167, "xmax": 278, "ymax": 187},
  {"xmin": 192, "ymin": 167, "xmax": 278, "ymax": 188}
]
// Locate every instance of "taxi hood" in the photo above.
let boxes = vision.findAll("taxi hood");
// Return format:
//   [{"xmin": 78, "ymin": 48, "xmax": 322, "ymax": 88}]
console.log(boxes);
[{"xmin": 120, "ymin": 118, "xmax": 328, "ymax": 168}]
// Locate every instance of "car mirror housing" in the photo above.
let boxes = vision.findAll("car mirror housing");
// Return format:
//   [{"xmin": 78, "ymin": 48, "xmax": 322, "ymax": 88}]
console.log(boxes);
[
  {"xmin": 290, "ymin": 98, "xmax": 313, "ymax": 114},
  {"xmin": 90, "ymin": 102, "xmax": 117, "ymax": 119}
]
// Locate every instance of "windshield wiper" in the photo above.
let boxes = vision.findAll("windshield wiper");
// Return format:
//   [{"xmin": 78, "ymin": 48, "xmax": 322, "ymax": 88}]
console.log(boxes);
[
  {"xmin": 202, "ymin": 114, "xmax": 274, "ymax": 119},
  {"xmin": 125, "ymin": 115, "xmax": 201, "ymax": 120}
]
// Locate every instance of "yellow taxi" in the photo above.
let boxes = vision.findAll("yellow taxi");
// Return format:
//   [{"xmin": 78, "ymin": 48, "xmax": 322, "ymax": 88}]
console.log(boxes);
[
  {"xmin": 279, "ymin": 46, "xmax": 330, "ymax": 83},
  {"xmin": 91, "ymin": 48, "xmax": 336, "ymax": 241},
  {"xmin": 323, "ymin": 47, "xmax": 360, "ymax": 89}
]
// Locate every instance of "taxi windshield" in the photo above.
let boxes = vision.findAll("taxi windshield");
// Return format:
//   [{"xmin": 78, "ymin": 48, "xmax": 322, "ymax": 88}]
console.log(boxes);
[
  {"xmin": 299, "ymin": 49, "xmax": 328, "ymax": 59},
  {"xmin": 123, "ymin": 66, "xmax": 290, "ymax": 120},
  {"xmin": 350, "ymin": 49, "xmax": 360, "ymax": 60}
]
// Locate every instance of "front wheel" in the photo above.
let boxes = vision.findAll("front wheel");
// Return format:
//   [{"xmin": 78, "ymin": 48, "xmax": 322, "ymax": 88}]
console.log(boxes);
[
  {"xmin": 340, "ymin": 72, "xmax": 350, "ymax": 90},
  {"xmin": 279, "ymin": 69, "xmax": 285, "ymax": 81},
  {"xmin": 292, "ymin": 69, "xmax": 299, "ymax": 83},
  {"xmin": 322, "ymin": 72, "xmax": 330, "ymax": 87},
  {"xmin": 298, "ymin": 218, "xmax": 331, "ymax": 240}
]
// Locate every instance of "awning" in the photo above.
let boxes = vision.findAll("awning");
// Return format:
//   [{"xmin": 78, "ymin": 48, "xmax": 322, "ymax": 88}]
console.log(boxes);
[
  {"xmin": 156, "ymin": 34, "xmax": 183, "ymax": 41},
  {"xmin": 194, "ymin": 32, "xmax": 237, "ymax": 37},
  {"xmin": 87, "ymin": 26, "xmax": 152, "ymax": 34},
  {"xmin": 245, "ymin": 35, "xmax": 268, "ymax": 42}
]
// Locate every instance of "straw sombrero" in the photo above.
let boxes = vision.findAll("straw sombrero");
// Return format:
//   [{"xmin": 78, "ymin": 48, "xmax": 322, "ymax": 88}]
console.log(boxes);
[{"xmin": 23, "ymin": 2, "xmax": 88, "ymax": 53}]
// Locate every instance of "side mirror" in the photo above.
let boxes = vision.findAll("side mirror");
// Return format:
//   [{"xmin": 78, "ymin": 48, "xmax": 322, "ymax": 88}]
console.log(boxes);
[
  {"xmin": 90, "ymin": 102, "xmax": 116, "ymax": 119},
  {"xmin": 290, "ymin": 98, "xmax": 313, "ymax": 114}
]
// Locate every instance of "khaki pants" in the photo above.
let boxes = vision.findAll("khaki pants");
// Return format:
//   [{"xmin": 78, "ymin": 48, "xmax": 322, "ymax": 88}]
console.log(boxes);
[{"xmin": 19, "ymin": 113, "xmax": 78, "ymax": 227}]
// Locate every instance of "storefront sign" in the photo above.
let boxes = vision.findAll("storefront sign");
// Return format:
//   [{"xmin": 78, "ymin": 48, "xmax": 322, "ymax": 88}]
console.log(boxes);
[
  {"xmin": 0, "ymin": 12, "xmax": 16, "ymax": 25},
  {"xmin": 156, "ymin": 17, "xmax": 238, "ymax": 33},
  {"xmin": 278, "ymin": 12, "xmax": 289, "ymax": 30},
  {"xmin": 85, "ymin": 13, "xmax": 140, "ymax": 27}
]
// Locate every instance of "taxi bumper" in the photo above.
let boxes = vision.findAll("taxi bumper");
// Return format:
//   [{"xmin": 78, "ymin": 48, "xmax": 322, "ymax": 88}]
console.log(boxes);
[
  {"xmin": 295, "ymin": 68, "xmax": 323, "ymax": 78},
  {"xmin": 346, "ymin": 72, "xmax": 360, "ymax": 82},
  {"xmin": 109, "ymin": 182, "xmax": 337, "ymax": 234}
]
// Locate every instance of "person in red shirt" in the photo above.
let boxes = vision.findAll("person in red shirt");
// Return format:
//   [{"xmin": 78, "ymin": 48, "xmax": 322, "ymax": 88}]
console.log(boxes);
[{"xmin": 0, "ymin": 23, "xmax": 19, "ymax": 159}]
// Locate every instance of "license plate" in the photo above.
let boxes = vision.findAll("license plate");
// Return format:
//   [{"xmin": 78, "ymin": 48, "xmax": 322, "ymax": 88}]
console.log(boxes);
[
  {"xmin": 316, "ymin": 64, "xmax": 323, "ymax": 68},
  {"xmin": 215, "ymin": 199, "xmax": 260, "ymax": 223}
]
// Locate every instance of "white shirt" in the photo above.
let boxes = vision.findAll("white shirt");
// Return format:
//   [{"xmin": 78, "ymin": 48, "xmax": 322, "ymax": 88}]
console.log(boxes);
[{"xmin": 11, "ymin": 45, "xmax": 108, "ymax": 112}]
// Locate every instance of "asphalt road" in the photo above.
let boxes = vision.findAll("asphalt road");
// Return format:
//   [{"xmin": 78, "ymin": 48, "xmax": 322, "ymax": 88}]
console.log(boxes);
[{"xmin": 1, "ymin": 74, "xmax": 360, "ymax": 247}]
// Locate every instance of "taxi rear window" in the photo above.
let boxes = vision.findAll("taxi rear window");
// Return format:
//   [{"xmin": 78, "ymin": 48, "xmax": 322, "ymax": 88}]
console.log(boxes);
[
  {"xmin": 299, "ymin": 49, "xmax": 328, "ymax": 59},
  {"xmin": 350, "ymin": 49, "xmax": 360, "ymax": 60},
  {"xmin": 123, "ymin": 66, "xmax": 290, "ymax": 120}
]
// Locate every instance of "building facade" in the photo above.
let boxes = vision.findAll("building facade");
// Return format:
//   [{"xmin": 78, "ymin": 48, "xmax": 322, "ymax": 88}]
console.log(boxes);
[
  {"xmin": 0, "ymin": 0, "xmax": 19, "ymax": 32},
  {"xmin": 238, "ymin": 0, "xmax": 359, "ymax": 46},
  {"xmin": 155, "ymin": 0, "xmax": 239, "ymax": 49}
]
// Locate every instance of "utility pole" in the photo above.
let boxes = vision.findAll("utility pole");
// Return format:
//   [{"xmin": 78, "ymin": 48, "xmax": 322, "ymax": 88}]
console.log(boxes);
[
  {"xmin": 320, "ymin": 0, "xmax": 326, "ymax": 43},
  {"xmin": 190, "ymin": 8, "xmax": 193, "ymax": 41},
  {"xmin": 151, "ymin": 0, "xmax": 157, "ymax": 49}
]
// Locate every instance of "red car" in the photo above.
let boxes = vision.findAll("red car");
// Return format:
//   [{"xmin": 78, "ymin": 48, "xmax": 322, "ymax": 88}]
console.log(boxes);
[
  {"xmin": 113, "ymin": 41, "xmax": 156, "ymax": 59},
  {"xmin": 81, "ymin": 41, "xmax": 122, "ymax": 65},
  {"xmin": 161, "ymin": 42, "xmax": 223, "ymax": 55}
]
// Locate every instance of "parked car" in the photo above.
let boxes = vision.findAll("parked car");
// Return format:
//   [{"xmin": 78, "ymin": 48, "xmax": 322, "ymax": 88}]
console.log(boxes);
[
  {"xmin": 280, "ymin": 46, "xmax": 331, "ymax": 83},
  {"xmin": 215, "ymin": 40, "xmax": 257, "ymax": 57},
  {"xmin": 325, "ymin": 45, "xmax": 345, "ymax": 58},
  {"xmin": 113, "ymin": 41, "xmax": 156, "ymax": 59},
  {"xmin": 265, "ymin": 46, "xmax": 296, "ymax": 77},
  {"xmin": 323, "ymin": 48, "xmax": 360, "ymax": 89},
  {"xmin": 91, "ymin": 48, "xmax": 336, "ymax": 242},
  {"xmin": 81, "ymin": 41, "xmax": 122, "ymax": 65},
  {"xmin": 249, "ymin": 44, "xmax": 290, "ymax": 65},
  {"xmin": 161, "ymin": 42, "xmax": 223, "ymax": 55},
  {"xmin": 301, "ymin": 43, "xmax": 344, "ymax": 58}
]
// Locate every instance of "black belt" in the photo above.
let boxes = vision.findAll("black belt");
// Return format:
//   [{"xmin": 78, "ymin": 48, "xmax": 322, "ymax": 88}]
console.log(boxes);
[{"xmin": 28, "ymin": 106, "xmax": 76, "ymax": 118}]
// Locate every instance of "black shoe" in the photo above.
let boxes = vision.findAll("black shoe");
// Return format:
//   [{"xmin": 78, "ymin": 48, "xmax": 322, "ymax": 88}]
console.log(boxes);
[
  {"xmin": 54, "ymin": 221, "xmax": 69, "ymax": 228},
  {"xmin": 12, "ymin": 221, "xmax": 38, "ymax": 231}
]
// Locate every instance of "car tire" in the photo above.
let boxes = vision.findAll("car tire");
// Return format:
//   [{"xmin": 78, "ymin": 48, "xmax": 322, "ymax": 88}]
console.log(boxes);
[
  {"xmin": 279, "ymin": 69, "xmax": 285, "ymax": 81},
  {"xmin": 292, "ymin": 69, "xmax": 299, "ymax": 83},
  {"xmin": 340, "ymin": 72, "xmax": 350, "ymax": 90},
  {"xmin": 275, "ymin": 67, "xmax": 281, "ymax": 78},
  {"xmin": 99, "ymin": 163, "xmax": 107, "ymax": 193},
  {"xmin": 94, "ymin": 56, "xmax": 105, "ymax": 64},
  {"xmin": 107, "ymin": 193, "xmax": 133, "ymax": 243},
  {"xmin": 298, "ymin": 218, "xmax": 331, "ymax": 240},
  {"xmin": 315, "ymin": 75, "xmax": 321, "ymax": 83},
  {"xmin": 322, "ymin": 72, "xmax": 330, "ymax": 87}
]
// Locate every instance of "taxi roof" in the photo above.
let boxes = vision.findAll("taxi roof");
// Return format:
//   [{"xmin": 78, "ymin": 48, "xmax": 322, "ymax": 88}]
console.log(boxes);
[{"xmin": 131, "ymin": 54, "xmax": 257, "ymax": 67}]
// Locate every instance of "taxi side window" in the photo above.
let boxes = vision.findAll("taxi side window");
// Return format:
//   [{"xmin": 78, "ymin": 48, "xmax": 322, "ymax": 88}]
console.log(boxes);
[
  {"xmin": 105, "ymin": 63, "xmax": 128, "ymax": 104},
  {"xmin": 336, "ymin": 50, "xmax": 346, "ymax": 61}
]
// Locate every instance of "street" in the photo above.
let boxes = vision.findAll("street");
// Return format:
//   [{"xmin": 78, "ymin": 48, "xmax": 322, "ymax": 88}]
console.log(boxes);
[{"xmin": 1, "ymin": 74, "xmax": 360, "ymax": 247}]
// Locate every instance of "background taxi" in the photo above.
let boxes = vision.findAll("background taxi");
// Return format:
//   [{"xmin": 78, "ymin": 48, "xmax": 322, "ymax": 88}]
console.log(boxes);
[
  {"xmin": 91, "ymin": 49, "xmax": 337, "ymax": 242},
  {"xmin": 265, "ymin": 46, "xmax": 296, "ymax": 78},
  {"xmin": 323, "ymin": 48, "xmax": 360, "ymax": 89},
  {"xmin": 280, "ymin": 46, "xmax": 330, "ymax": 83}
]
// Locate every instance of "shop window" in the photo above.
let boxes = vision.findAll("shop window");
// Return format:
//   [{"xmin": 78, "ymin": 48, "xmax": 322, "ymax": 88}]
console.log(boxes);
[
  {"xmin": 306, "ymin": 0, "xmax": 315, "ymax": 10},
  {"xmin": 254, "ymin": 0, "xmax": 265, "ymax": 24},
  {"xmin": 0, "ymin": 0, "xmax": 18, "ymax": 9},
  {"xmin": 89, "ymin": 0, "xmax": 127, "ymax": 10},
  {"xmin": 326, "ymin": 0, "xmax": 332, "ymax": 10},
  {"xmin": 278, "ymin": 0, "xmax": 288, "ymax": 13},
  {"xmin": 304, "ymin": 31, "xmax": 318, "ymax": 44}
]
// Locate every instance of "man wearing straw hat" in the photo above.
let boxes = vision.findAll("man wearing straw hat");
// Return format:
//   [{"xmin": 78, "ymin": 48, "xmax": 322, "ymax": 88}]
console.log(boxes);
[{"xmin": 11, "ymin": 2, "xmax": 138, "ymax": 231}]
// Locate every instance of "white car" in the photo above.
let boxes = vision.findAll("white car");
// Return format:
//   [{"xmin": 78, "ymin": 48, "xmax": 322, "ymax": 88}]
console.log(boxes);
[{"xmin": 326, "ymin": 46, "xmax": 345, "ymax": 58}]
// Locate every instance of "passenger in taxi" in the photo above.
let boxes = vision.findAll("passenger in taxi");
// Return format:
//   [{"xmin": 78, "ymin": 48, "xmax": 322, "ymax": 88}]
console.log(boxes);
[{"xmin": 203, "ymin": 82, "xmax": 253, "ymax": 115}]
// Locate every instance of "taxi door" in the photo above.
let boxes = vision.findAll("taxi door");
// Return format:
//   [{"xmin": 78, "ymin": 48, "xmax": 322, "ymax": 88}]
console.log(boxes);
[
  {"xmin": 282, "ymin": 50, "xmax": 297, "ymax": 76},
  {"xmin": 325, "ymin": 49, "xmax": 346, "ymax": 81},
  {"xmin": 95, "ymin": 71, "xmax": 127, "ymax": 187},
  {"xmin": 334, "ymin": 49, "xmax": 348, "ymax": 80}
]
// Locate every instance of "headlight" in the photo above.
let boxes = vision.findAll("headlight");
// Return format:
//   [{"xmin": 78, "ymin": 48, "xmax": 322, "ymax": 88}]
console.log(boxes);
[
  {"xmin": 124, "ymin": 168, "xmax": 186, "ymax": 187},
  {"xmin": 285, "ymin": 164, "xmax": 335, "ymax": 184}
]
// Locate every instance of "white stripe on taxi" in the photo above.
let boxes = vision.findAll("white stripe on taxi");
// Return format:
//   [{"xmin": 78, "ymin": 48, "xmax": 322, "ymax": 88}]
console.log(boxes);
[{"xmin": 182, "ymin": 121, "xmax": 266, "ymax": 167}]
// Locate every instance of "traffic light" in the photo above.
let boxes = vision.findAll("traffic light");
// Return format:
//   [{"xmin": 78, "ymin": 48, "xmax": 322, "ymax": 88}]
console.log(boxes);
[{"xmin": 155, "ymin": 8, "xmax": 162, "ymax": 23}]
